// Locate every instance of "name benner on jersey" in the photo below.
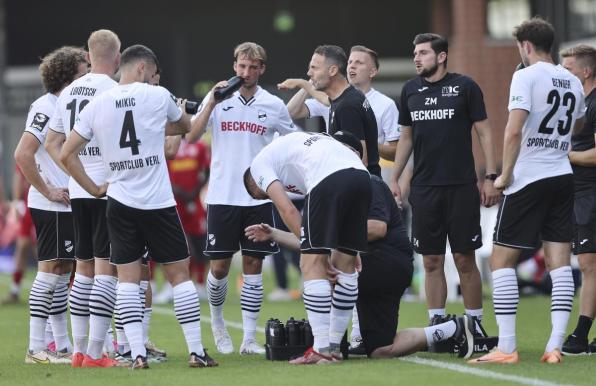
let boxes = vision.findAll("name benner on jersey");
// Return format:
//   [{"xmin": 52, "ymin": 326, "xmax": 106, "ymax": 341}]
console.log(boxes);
[{"xmin": 523, "ymin": 77, "xmax": 573, "ymax": 152}]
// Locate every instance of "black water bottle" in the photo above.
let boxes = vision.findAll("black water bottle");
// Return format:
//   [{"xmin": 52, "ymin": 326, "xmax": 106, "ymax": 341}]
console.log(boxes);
[
  {"xmin": 214, "ymin": 76, "xmax": 245, "ymax": 101},
  {"xmin": 271, "ymin": 319, "xmax": 285, "ymax": 348},
  {"xmin": 286, "ymin": 317, "xmax": 300, "ymax": 346},
  {"xmin": 265, "ymin": 318, "xmax": 275, "ymax": 346},
  {"xmin": 303, "ymin": 320, "xmax": 314, "ymax": 347},
  {"xmin": 297, "ymin": 319, "xmax": 305, "ymax": 345}
]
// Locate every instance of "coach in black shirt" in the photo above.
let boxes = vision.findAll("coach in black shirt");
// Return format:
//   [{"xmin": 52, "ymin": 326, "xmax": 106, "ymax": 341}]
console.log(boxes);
[
  {"xmin": 563, "ymin": 44, "xmax": 596, "ymax": 355},
  {"xmin": 307, "ymin": 45, "xmax": 381, "ymax": 176},
  {"xmin": 390, "ymin": 33, "xmax": 500, "ymax": 329}
]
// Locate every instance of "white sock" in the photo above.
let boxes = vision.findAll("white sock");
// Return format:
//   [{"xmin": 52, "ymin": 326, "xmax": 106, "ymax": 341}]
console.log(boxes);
[
  {"xmin": 492, "ymin": 268, "xmax": 518, "ymax": 354},
  {"xmin": 303, "ymin": 279, "xmax": 332, "ymax": 352},
  {"xmin": 143, "ymin": 308, "xmax": 152, "ymax": 344},
  {"xmin": 49, "ymin": 273, "xmax": 72, "ymax": 352},
  {"xmin": 44, "ymin": 320, "xmax": 53, "ymax": 346},
  {"xmin": 88, "ymin": 275, "xmax": 117, "ymax": 359},
  {"xmin": 104, "ymin": 327, "xmax": 115, "ymax": 354},
  {"xmin": 116, "ymin": 282, "xmax": 145, "ymax": 359},
  {"xmin": 69, "ymin": 273, "xmax": 93, "ymax": 354},
  {"xmin": 207, "ymin": 271, "xmax": 228, "ymax": 329},
  {"xmin": 546, "ymin": 266, "xmax": 574, "ymax": 352},
  {"xmin": 351, "ymin": 306, "xmax": 361, "ymax": 340},
  {"xmin": 29, "ymin": 272, "xmax": 59, "ymax": 352},
  {"xmin": 173, "ymin": 280, "xmax": 204, "ymax": 355},
  {"xmin": 428, "ymin": 308, "xmax": 446, "ymax": 320},
  {"xmin": 423, "ymin": 320, "xmax": 457, "ymax": 347},
  {"xmin": 465, "ymin": 308, "xmax": 483, "ymax": 320},
  {"xmin": 329, "ymin": 271, "xmax": 358, "ymax": 346},
  {"xmin": 241, "ymin": 273, "xmax": 263, "ymax": 342}
]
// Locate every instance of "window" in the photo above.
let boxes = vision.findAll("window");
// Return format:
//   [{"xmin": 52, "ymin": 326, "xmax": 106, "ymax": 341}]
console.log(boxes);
[{"xmin": 487, "ymin": 0, "xmax": 531, "ymax": 39}]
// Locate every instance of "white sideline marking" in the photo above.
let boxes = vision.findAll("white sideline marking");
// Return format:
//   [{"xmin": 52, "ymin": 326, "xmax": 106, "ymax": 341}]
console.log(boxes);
[
  {"xmin": 400, "ymin": 357, "xmax": 573, "ymax": 386},
  {"xmin": 152, "ymin": 306, "xmax": 571, "ymax": 386}
]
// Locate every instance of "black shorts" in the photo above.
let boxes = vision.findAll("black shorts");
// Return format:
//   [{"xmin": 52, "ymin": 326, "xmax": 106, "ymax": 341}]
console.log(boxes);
[
  {"xmin": 301, "ymin": 168, "xmax": 371, "ymax": 255},
  {"xmin": 71, "ymin": 198, "xmax": 110, "ymax": 260},
  {"xmin": 204, "ymin": 203, "xmax": 279, "ymax": 259},
  {"xmin": 572, "ymin": 190, "xmax": 596, "ymax": 254},
  {"xmin": 357, "ymin": 249, "xmax": 413, "ymax": 357},
  {"xmin": 494, "ymin": 174, "xmax": 573, "ymax": 249},
  {"xmin": 409, "ymin": 184, "xmax": 482, "ymax": 255},
  {"xmin": 29, "ymin": 209, "xmax": 75, "ymax": 261},
  {"xmin": 106, "ymin": 197, "xmax": 189, "ymax": 265}
]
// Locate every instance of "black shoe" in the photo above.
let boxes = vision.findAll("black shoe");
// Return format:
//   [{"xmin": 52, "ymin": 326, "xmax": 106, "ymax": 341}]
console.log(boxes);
[
  {"xmin": 589, "ymin": 338, "xmax": 596, "ymax": 353},
  {"xmin": 189, "ymin": 349, "xmax": 218, "ymax": 368},
  {"xmin": 131, "ymin": 355, "xmax": 149, "ymax": 370},
  {"xmin": 453, "ymin": 315, "xmax": 474, "ymax": 359},
  {"xmin": 429, "ymin": 314, "xmax": 453, "ymax": 326},
  {"xmin": 562, "ymin": 334, "xmax": 590, "ymax": 356},
  {"xmin": 348, "ymin": 338, "xmax": 367, "ymax": 357},
  {"xmin": 470, "ymin": 316, "xmax": 489, "ymax": 338}
]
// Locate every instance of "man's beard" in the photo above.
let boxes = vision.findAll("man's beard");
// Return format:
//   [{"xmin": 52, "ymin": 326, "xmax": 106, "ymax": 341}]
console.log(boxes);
[{"xmin": 419, "ymin": 61, "xmax": 439, "ymax": 78}]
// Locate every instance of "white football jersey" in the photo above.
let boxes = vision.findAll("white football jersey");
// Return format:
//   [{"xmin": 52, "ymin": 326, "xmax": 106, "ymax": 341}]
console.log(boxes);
[
  {"xmin": 250, "ymin": 132, "xmax": 368, "ymax": 195},
  {"xmin": 505, "ymin": 62, "xmax": 585, "ymax": 194},
  {"xmin": 198, "ymin": 86, "xmax": 296, "ymax": 206},
  {"xmin": 50, "ymin": 73, "xmax": 117, "ymax": 199},
  {"xmin": 366, "ymin": 88, "xmax": 400, "ymax": 143},
  {"xmin": 24, "ymin": 93, "xmax": 70, "ymax": 212},
  {"xmin": 305, "ymin": 98, "xmax": 330, "ymax": 128},
  {"xmin": 74, "ymin": 82, "xmax": 182, "ymax": 210},
  {"xmin": 305, "ymin": 88, "xmax": 400, "ymax": 143}
]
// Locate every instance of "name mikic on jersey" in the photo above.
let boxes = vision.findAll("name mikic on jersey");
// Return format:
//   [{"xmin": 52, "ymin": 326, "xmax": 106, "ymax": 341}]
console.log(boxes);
[
  {"xmin": 109, "ymin": 154, "xmax": 161, "ymax": 171},
  {"xmin": 410, "ymin": 108, "xmax": 455, "ymax": 121},
  {"xmin": 115, "ymin": 97, "xmax": 135, "ymax": 108}
]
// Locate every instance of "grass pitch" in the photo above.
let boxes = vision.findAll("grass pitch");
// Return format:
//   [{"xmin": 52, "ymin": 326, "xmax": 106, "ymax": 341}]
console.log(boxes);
[{"xmin": 0, "ymin": 269, "xmax": 593, "ymax": 386}]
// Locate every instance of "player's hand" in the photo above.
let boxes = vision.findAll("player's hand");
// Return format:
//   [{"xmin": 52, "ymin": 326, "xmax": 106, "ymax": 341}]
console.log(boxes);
[
  {"xmin": 481, "ymin": 180, "xmax": 500, "ymax": 208},
  {"xmin": 47, "ymin": 187, "xmax": 70, "ymax": 206},
  {"xmin": 277, "ymin": 78, "xmax": 308, "ymax": 90},
  {"xmin": 390, "ymin": 179, "xmax": 403, "ymax": 208},
  {"xmin": 209, "ymin": 80, "xmax": 231, "ymax": 104},
  {"xmin": 494, "ymin": 174, "xmax": 512, "ymax": 191},
  {"xmin": 177, "ymin": 98, "xmax": 190, "ymax": 119},
  {"xmin": 355, "ymin": 254, "xmax": 362, "ymax": 273},
  {"xmin": 244, "ymin": 223, "xmax": 273, "ymax": 242},
  {"xmin": 94, "ymin": 183, "xmax": 108, "ymax": 199}
]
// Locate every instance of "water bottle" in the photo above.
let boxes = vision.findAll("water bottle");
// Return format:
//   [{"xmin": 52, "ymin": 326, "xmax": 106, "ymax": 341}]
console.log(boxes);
[
  {"xmin": 214, "ymin": 76, "xmax": 245, "ymax": 101},
  {"xmin": 286, "ymin": 317, "xmax": 300, "ymax": 346},
  {"xmin": 270, "ymin": 319, "xmax": 285, "ymax": 348},
  {"xmin": 303, "ymin": 320, "xmax": 314, "ymax": 348}
]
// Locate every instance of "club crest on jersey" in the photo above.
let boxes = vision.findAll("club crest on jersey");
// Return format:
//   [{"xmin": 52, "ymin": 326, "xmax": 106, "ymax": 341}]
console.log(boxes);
[
  {"xmin": 30, "ymin": 113, "xmax": 50, "ymax": 131},
  {"xmin": 363, "ymin": 98, "xmax": 371, "ymax": 111},
  {"xmin": 258, "ymin": 110, "xmax": 267, "ymax": 122},
  {"xmin": 441, "ymin": 85, "xmax": 460, "ymax": 97},
  {"xmin": 64, "ymin": 240, "xmax": 73, "ymax": 253},
  {"xmin": 208, "ymin": 234, "xmax": 216, "ymax": 246}
]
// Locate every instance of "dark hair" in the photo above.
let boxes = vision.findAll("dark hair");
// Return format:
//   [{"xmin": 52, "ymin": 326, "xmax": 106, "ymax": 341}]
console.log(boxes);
[
  {"xmin": 121, "ymin": 44, "xmax": 159, "ymax": 69},
  {"xmin": 513, "ymin": 17, "xmax": 555, "ymax": 54},
  {"xmin": 413, "ymin": 33, "xmax": 448, "ymax": 65},
  {"xmin": 314, "ymin": 45, "xmax": 347, "ymax": 77},
  {"xmin": 560, "ymin": 44, "xmax": 596, "ymax": 79},
  {"xmin": 39, "ymin": 46, "xmax": 86, "ymax": 93},
  {"xmin": 332, "ymin": 131, "xmax": 363, "ymax": 159},
  {"xmin": 350, "ymin": 45, "xmax": 380, "ymax": 69}
]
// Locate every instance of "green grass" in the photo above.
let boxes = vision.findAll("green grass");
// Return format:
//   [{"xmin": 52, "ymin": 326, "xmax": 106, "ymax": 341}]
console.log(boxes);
[{"xmin": 0, "ymin": 269, "xmax": 594, "ymax": 386}]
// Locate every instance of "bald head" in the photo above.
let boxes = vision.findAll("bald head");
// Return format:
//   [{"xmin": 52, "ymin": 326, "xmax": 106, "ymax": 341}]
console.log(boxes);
[{"xmin": 87, "ymin": 29, "xmax": 120, "ymax": 64}]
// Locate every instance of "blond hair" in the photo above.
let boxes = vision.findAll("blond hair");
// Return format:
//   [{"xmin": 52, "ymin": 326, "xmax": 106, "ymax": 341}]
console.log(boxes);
[
  {"xmin": 87, "ymin": 29, "xmax": 120, "ymax": 61},
  {"xmin": 234, "ymin": 42, "xmax": 267, "ymax": 64},
  {"xmin": 560, "ymin": 44, "xmax": 596, "ymax": 79}
]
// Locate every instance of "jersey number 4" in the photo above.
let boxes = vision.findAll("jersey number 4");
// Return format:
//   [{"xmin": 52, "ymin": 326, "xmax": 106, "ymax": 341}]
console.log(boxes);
[
  {"xmin": 119, "ymin": 110, "xmax": 140, "ymax": 155},
  {"xmin": 538, "ymin": 90, "xmax": 576, "ymax": 136}
]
